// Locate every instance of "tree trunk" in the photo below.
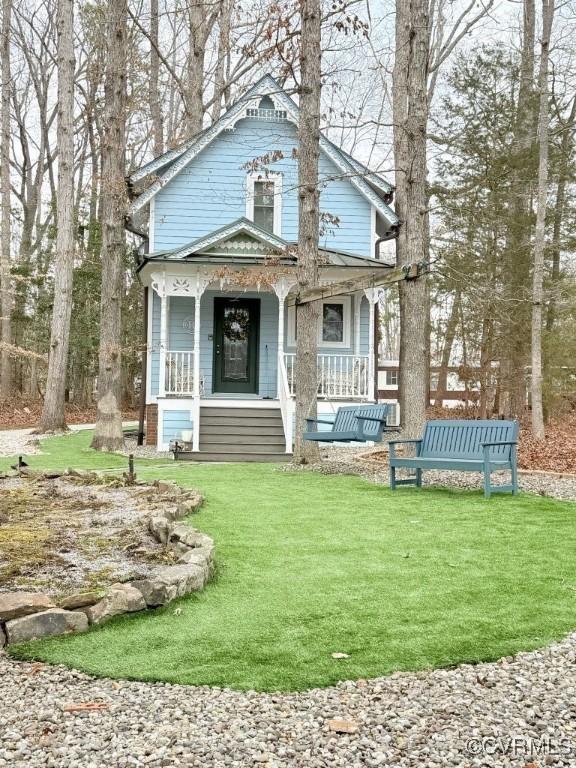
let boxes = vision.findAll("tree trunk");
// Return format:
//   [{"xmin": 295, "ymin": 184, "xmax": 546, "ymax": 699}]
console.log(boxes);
[
  {"xmin": 0, "ymin": 0, "xmax": 12, "ymax": 397},
  {"xmin": 36, "ymin": 0, "xmax": 75, "ymax": 433},
  {"xmin": 434, "ymin": 291, "xmax": 460, "ymax": 407},
  {"xmin": 185, "ymin": 4, "xmax": 212, "ymax": 139},
  {"xmin": 530, "ymin": 0, "xmax": 555, "ymax": 440},
  {"xmin": 211, "ymin": 0, "xmax": 232, "ymax": 123},
  {"xmin": 393, "ymin": 0, "xmax": 430, "ymax": 437},
  {"xmin": 91, "ymin": 0, "xmax": 127, "ymax": 452},
  {"xmin": 149, "ymin": 0, "xmax": 163, "ymax": 156},
  {"xmin": 545, "ymin": 94, "xmax": 575, "ymax": 334},
  {"xmin": 293, "ymin": 0, "xmax": 321, "ymax": 463},
  {"xmin": 500, "ymin": 0, "xmax": 536, "ymax": 418}
]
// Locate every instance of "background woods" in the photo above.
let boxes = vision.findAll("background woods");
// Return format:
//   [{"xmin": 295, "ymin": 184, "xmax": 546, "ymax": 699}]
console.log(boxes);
[{"xmin": 0, "ymin": 0, "xmax": 572, "ymax": 441}]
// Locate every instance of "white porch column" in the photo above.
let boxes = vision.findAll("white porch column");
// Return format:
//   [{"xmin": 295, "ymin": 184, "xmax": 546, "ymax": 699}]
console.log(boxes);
[
  {"xmin": 364, "ymin": 288, "xmax": 382, "ymax": 401},
  {"xmin": 353, "ymin": 291, "xmax": 362, "ymax": 357},
  {"xmin": 192, "ymin": 272, "xmax": 211, "ymax": 452},
  {"xmin": 158, "ymin": 270, "xmax": 168, "ymax": 397},
  {"xmin": 272, "ymin": 277, "xmax": 296, "ymax": 398}
]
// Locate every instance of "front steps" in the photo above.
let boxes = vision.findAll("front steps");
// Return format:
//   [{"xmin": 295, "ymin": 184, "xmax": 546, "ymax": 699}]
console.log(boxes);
[{"xmin": 178, "ymin": 406, "xmax": 291, "ymax": 462}]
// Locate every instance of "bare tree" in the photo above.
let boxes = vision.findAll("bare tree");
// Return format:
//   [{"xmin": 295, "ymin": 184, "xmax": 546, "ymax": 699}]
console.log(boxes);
[
  {"xmin": 91, "ymin": 0, "xmax": 128, "ymax": 452},
  {"xmin": 0, "ymin": 0, "xmax": 12, "ymax": 397},
  {"xmin": 293, "ymin": 0, "xmax": 321, "ymax": 463},
  {"xmin": 531, "ymin": 0, "xmax": 555, "ymax": 439},
  {"xmin": 500, "ymin": 0, "xmax": 536, "ymax": 418},
  {"xmin": 36, "ymin": 0, "xmax": 75, "ymax": 432},
  {"xmin": 392, "ymin": 0, "xmax": 430, "ymax": 436},
  {"xmin": 149, "ymin": 0, "xmax": 163, "ymax": 156},
  {"xmin": 185, "ymin": 1, "xmax": 219, "ymax": 138}
]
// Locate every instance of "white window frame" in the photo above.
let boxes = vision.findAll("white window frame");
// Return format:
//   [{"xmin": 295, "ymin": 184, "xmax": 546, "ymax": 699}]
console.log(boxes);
[
  {"xmin": 246, "ymin": 172, "xmax": 282, "ymax": 236},
  {"xmin": 288, "ymin": 295, "xmax": 351, "ymax": 349}
]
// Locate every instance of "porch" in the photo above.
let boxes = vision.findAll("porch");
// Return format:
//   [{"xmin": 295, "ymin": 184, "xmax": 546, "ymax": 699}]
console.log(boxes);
[{"xmin": 148, "ymin": 273, "xmax": 381, "ymax": 454}]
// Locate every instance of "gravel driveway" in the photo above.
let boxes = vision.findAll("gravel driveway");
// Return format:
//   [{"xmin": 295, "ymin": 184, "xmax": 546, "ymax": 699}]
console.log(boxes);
[{"xmin": 2, "ymin": 631, "xmax": 576, "ymax": 767}]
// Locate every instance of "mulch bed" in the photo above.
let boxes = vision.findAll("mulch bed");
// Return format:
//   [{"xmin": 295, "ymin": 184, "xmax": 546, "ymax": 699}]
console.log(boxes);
[{"xmin": 0, "ymin": 398, "xmax": 138, "ymax": 430}]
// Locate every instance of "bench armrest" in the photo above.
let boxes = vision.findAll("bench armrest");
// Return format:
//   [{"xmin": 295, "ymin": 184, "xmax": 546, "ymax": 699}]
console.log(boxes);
[
  {"xmin": 305, "ymin": 418, "xmax": 334, "ymax": 428},
  {"xmin": 481, "ymin": 440, "xmax": 518, "ymax": 447},
  {"xmin": 388, "ymin": 438, "xmax": 422, "ymax": 458},
  {"xmin": 355, "ymin": 415, "xmax": 387, "ymax": 424}
]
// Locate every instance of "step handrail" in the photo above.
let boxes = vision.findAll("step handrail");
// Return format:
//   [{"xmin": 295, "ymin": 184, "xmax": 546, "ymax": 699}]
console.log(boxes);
[{"xmin": 278, "ymin": 352, "xmax": 294, "ymax": 453}]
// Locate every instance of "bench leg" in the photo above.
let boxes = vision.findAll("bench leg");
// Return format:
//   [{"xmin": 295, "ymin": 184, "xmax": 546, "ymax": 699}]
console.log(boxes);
[
  {"xmin": 390, "ymin": 464, "xmax": 397, "ymax": 491},
  {"xmin": 511, "ymin": 463, "xmax": 518, "ymax": 494},
  {"xmin": 483, "ymin": 466, "xmax": 492, "ymax": 499},
  {"xmin": 415, "ymin": 468, "xmax": 422, "ymax": 488}
]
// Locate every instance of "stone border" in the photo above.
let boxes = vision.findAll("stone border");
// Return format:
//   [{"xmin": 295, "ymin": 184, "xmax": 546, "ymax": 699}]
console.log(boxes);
[{"xmin": 0, "ymin": 474, "xmax": 214, "ymax": 647}]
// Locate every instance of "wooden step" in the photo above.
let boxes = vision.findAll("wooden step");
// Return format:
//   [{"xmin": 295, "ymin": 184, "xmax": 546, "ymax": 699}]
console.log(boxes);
[
  {"xmin": 199, "ymin": 424, "xmax": 285, "ymax": 437},
  {"xmin": 198, "ymin": 441, "xmax": 286, "ymax": 454},
  {"xmin": 201, "ymin": 407, "xmax": 282, "ymax": 419},
  {"xmin": 175, "ymin": 451, "xmax": 291, "ymax": 463},
  {"xmin": 198, "ymin": 433, "xmax": 286, "ymax": 445},
  {"xmin": 201, "ymin": 415, "xmax": 283, "ymax": 428}
]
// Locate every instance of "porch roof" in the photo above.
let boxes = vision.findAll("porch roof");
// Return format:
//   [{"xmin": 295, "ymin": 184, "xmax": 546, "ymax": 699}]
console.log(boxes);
[{"xmin": 138, "ymin": 218, "xmax": 395, "ymax": 272}]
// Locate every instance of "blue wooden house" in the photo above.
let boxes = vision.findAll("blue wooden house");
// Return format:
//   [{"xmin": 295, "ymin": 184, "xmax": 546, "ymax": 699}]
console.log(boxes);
[{"xmin": 128, "ymin": 75, "xmax": 398, "ymax": 459}]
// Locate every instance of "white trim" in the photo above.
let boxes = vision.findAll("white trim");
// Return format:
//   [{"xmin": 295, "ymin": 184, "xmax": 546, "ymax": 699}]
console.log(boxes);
[
  {"xmin": 287, "ymin": 295, "xmax": 352, "ymax": 349},
  {"xmin": 146, "ymin": 289, "xmax": 155, "ymax": 404},
  {"xmin": 128, "ymin": 75, "xmax": 398, "ymax": 231},
  {"xmin": 156, "ymin": 398, "xmax": 195, "ymax": 452},
  {"xmin": 245, "ymin": 172, "xmax": 282, "ymax": 236},
  {"xmin": 149, "ymin": 197, "xmax": 156, "ymax": 252},
  {"xmin": 370, "ymin": 205, "xmax": 376, "ymax": 259}
]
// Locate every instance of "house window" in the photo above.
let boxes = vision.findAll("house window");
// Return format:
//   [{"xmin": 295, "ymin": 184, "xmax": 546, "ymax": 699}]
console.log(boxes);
[
  {"xmin": 288, "ymin": 296, "xmax": 351, "ymax": 348},
  {"xmin": 385, "ymin": 370, "xmax": 398, "ymax": 387},
  {"xmin": 322, "ymin": 303, "xmax": 344, "ymax": 343},
  {"xmin": 253, "ymin": 181, "xmax": 275, "ymax": 233},
  {"xmin": 246, "ymin": 173, "xmax": 282, "ymax": 235}
]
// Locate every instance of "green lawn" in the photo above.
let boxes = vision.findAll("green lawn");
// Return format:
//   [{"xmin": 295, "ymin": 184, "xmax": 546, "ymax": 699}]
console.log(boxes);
[{"xmin": 6, "ymin": 430, "xmax": 576, "ymax": 691}]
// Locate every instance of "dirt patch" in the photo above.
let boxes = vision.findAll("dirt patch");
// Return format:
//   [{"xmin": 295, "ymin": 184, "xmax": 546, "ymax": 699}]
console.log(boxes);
[{"xmin": 0, "ymin": 477, "xmax": 176, "ymax": 596}]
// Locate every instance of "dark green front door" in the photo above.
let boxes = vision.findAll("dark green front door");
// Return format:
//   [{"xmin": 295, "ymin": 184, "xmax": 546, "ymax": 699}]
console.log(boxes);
[{"xmin": 213, "ymin": 298, "xmax": 260, "ymax": 394}]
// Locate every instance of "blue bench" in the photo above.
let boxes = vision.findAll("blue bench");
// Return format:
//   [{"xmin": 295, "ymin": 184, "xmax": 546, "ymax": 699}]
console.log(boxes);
[
  {"xmin": 304, "ymin": 404, "xmax": 393, "ymax": 443},
  {"xmin": 388, "ymin": 419, "xmax": 519, "ymax": 498}
]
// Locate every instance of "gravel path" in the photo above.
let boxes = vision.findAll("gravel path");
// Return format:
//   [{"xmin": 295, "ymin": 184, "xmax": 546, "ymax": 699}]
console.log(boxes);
[
  {"xmin": 0, "ymin": 423, "xmax": 139, "ymax": 458},
  {"xmin": 2, "ymin": 631, "xmax": 576, "ymax": 767},
  {"xmin": 295, "ymin": 444, "xmax": 576, "ymax": 502}
]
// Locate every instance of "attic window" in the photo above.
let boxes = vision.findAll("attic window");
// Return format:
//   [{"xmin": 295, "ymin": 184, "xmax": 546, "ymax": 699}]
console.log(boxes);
[
  {"xmin": 246, "ymin": 172, "xmax": 282, "ymax": 236},
  {"xmin": 246, "ymin": 95, "xmax": 287, "ymax": 121}
]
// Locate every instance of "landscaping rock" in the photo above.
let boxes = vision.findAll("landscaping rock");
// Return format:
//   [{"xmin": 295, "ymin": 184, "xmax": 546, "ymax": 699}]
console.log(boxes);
[
  {"xmin": 153, "ymin": 564, "xmax": 207, "ymax": 596},
  {"xmin": 5, "ymin": 608, "xmax": 88, "ymax": 643},
  {"xmin": 58, "ymin": 592, "xmax": 102, "ymax": 610},
  {"xmin": 169, "ymin": 524, "xmax": 212, "ymax": 550},
  {"xmin": 177, "ymin": 548, "xmax": 213, "ymax": 568},
  {"xmin": 0, "ymin": 592, "xmax": 55, "ymax": 622},
  {"xmin": 148, "ymin": 514, "xmax": 172, "ymax": 544},
  {"xmin": 0, "ymin": 625, "xmax": 6, "ymax": 648},
  {"xmin": 155, "ymin": 481, "xmax": 182, "ymax": 495},
  {"xmin": 83, "ymin": 583, "xmax": 146, "ymax": 624},
  {"xmin": 129, "ymin": 578, "xmax": 178, "ymax": 607},
  {"xmin": 177, "ymin": 494, "xmax": 203, "ymax": 516}
]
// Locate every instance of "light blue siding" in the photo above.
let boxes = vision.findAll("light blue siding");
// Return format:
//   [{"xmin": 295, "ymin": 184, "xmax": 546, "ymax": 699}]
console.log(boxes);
[
  {"xmin": 154, "ymin": 118, "xmax": 373, "ymax": 257},
  {"xmin": 359, "ymin": 296, "xmax": 369, "ymax": 356},
  {"xmin": 162, "ymin": 409, "xmax": 193, "ymax": 443}
]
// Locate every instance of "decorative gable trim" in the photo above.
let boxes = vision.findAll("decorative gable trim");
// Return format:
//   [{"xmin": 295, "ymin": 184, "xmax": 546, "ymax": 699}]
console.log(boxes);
[
  {"xmin": 169, "ymin": 218, "xmax": 287, "ymax": 260},
  {"xmin": 129, "ymin": 75, "xmax": 399, "ymax": 231}
]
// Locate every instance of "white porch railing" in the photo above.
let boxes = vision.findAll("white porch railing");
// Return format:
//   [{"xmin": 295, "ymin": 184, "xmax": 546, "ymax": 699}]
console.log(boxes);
[
  {"xmin": 278, "ymin": 352, "xmax": 294, "ymax": 453},
  {"xmin": 284, "ymin": 353, "xmax": 370, "ymax": 400},
  {"xmin": 165, "ymin": 351, "xmax": 194, "ymax": 395}
]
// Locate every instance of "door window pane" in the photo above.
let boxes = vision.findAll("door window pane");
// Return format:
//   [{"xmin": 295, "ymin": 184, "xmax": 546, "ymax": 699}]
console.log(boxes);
[
  {"xmin": 322, "ymin": 303, "xmax": 344, "ymax": 343},
  {"xmin": 253, "ymin": 181, "xmax": 275, "ymax": 233},
  {"xmin": 223, "ymin": 306, "xmax": 249, "ymax": 380}
]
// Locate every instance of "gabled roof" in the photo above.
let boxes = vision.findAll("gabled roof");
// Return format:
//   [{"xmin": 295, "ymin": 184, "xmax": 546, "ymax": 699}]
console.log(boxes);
[
  {"xmin": 128, "ymin": 75, "xmax": 398, "ymax": 232},
  {"xmin": 139, "ymin": 217, "xmax": 394, "ymax": 270}
]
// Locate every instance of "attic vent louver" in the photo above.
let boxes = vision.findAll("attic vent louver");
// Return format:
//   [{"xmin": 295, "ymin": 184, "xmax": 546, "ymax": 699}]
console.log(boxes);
[{"xmin": 246, "ymin": 96, "xmax": 287, "ymax": 121}]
